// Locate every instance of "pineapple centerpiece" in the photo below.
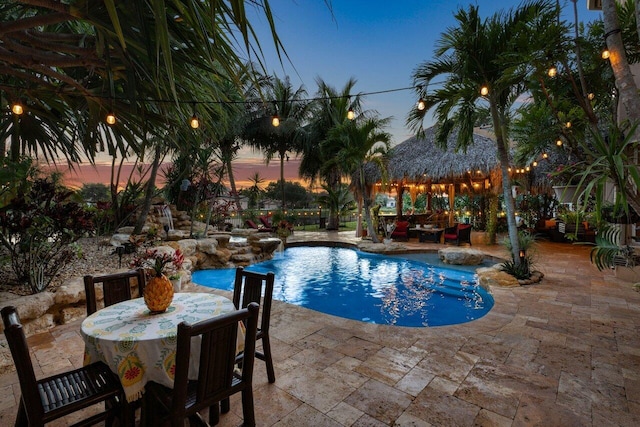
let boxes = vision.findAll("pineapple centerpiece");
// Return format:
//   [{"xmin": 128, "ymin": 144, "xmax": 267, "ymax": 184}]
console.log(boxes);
[{"xmin": 131, "ymin": 248, "xmax": 183, "ymax": 314}]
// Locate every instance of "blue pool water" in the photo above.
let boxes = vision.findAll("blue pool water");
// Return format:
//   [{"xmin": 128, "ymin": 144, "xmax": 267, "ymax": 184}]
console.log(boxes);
[{"xmin": 191, "ymin": 246, "xmax": 494, "ymax": 327}]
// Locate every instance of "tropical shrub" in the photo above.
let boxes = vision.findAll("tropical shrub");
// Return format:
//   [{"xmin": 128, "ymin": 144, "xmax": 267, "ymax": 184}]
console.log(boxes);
[
  {"xmin": 501, "ymin": 230, "xmax": 537, "ymax": 279},
  {"xmin": 0, "ymin": 178, "xmax": 95, "ymax": 293}
]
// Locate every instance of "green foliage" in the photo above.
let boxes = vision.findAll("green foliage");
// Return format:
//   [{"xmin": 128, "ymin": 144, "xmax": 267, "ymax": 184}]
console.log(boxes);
[
  {"xmin": 0, "ymin": 178, "xmax": 95, "ymax": 293},
  {"xmin": 500, "ymin": 258, "xmax": 532, "ymax": 280},
  {"xmin": 501, "ymin": 230, "xmax": 537, "ymax": 279},
  {"xmin": 264, "ymin": 180, "xmax": 314, "ymax": 208},
  {"xmin": 79, "ymin": 183, "xmax": 110, "ymax": 203},
  {"xmin": 589, "ymin": 224, "xmax": 636, "ymax": 271}
]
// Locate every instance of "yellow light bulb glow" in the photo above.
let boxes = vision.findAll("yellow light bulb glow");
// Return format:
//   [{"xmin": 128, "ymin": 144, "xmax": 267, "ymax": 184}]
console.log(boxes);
[
  {"xmin": 417, "ymin": 98, "xmax": 426, "ymax": 111},
  {"xmin": 11, "ymin": 103, "xmax": 23, "ymax": 115},
  {"xmin": 272, "ymin": 115, "xmax": 280, "ymax": 127},
  {"xmin": 602, "ymin": 49, "xmax": 610, "ymax": 60},
  {"xmin": 547, "ymin": 66, "xmax": 557, "ymax": 77},
  {"xmin": 556, "ymin": 139, "xmax": 563, "ymax": 146},
  {"xmin": 106, "ymin": 112, "xmax": 116, "ymax": 125},
  {"xmin": 347, "ymin": 108, "xmax": 355, "ymax": 120},
  {"xmin": 480, "ymin": 85, "xmax": 489, "ymax": 96},
  {"xmin": 190, "ymin": 115, "xmax": 200, "ymax": 129}
]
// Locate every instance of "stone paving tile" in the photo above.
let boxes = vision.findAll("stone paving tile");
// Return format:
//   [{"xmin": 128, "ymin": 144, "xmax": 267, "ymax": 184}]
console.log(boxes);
[
  {"xmin": 272, "ymin": 403, "xmax": 343, "ymax": 427},
  {"xmin": 343, "ymin": 379, "xmax": 413, "ymax": 425},
  {"xmin": 405, "ymin": 384, "xmax": 482, "ymax": 427}
]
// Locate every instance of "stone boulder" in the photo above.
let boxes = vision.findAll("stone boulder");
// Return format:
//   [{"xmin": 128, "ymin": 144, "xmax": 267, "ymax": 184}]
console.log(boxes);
[
  {"xmin": 438, "ymin": 247, "xmax": 485, "ymax": 265},
  {"xmin": 477, "ymin": 265, "xmax": 520, "ymax": 287}
]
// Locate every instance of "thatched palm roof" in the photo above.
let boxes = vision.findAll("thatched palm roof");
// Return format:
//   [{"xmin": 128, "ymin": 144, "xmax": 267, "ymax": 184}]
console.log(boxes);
[{"xmin": 363, "ymin": 126, "xmax": 499, "ymax": 184}]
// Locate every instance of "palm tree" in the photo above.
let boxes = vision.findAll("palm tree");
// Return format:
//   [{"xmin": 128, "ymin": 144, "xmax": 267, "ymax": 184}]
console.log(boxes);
[
  {"xmin": 408, "ymin": 0, "xmax": 560, "ymax": 264},
  {"xmin": 246, "ymin": 172, "xmax": 265, "ymax": 210},
  {"xmin": 328, "ymin": 117, "xmax": 391, "ymax": 243},
  {"xmin": 300, "ymin": 78, "xmax": 361, "ymax": 229},
  {"xmin": 242, "ymin": 76, "xmax": 311, "ymax": 210}
]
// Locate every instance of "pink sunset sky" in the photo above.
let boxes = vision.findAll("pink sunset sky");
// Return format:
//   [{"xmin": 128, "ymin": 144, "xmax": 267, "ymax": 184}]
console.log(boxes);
[{"xmin": 46, "ymin": 156, "xmax": 303, "ymax": 191}]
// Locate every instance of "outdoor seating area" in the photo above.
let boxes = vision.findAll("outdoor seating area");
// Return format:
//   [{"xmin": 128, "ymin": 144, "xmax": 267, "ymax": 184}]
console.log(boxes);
[{"xmin": 1, "ymin": 231, "xmax": 640, "ymax": 426}]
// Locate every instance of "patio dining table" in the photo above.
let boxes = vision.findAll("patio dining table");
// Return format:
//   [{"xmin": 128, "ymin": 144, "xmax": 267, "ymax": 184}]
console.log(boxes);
[
  {"xmin": 80, "ymin": 292, "xmax": 241, "ymax": 402},
  {"xmin": 410, "ymin": 227, "xmax": 445, "ymax": 243}
]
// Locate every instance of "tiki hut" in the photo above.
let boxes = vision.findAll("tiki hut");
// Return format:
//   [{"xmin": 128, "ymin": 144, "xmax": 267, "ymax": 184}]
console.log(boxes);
[{"xmin": 360, "ymin": 126, "xmax": 500, "ymax": 227}]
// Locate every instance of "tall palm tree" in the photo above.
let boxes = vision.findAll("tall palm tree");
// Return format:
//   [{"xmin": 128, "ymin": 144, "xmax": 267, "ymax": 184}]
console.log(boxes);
[
  {"xmin": 242, "ymin": 76, "xmax": 311, "ymax": 210},
  {"xmin": 328, "ymin": 117, "xmax": 390, "ymax": 243},
  {"xmin": 300, "ymin": 78, "xmax": 361, "ymax": 229},
  {"xmin": 408, "ymin": 0, "xmax": 560, "ymax": 264}
]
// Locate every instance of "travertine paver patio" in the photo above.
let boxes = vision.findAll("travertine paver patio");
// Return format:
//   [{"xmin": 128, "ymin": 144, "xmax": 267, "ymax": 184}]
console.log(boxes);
[{"xmin": 1, "ymin": 231, "xmax": 640, "ymax": 426}]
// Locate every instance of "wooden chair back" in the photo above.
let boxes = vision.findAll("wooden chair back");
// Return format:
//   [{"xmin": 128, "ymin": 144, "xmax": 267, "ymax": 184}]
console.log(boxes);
[
  {"xmin": 171, "ymin": 303, "xmax": 259, "ymax": 423},
  {"xmin": 233, "ymin": 267, "xmax": 275, "ymax": 339},
  {"xmin": 1, "ymin": 306, "xmax": 42, "ymax": 422},
  {"xmin": 2, "ymin": 306, "xmax": 126, "ymax": 426},
  {"xmin": 84, "ymin": 269, "xmax": 146, "ymax": 315}
]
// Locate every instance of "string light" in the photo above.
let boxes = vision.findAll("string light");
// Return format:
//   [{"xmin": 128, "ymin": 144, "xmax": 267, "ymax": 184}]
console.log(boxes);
[
  {"xmin": 565, "ymin": 121, "xmax": 571, "ymax": 128},
  {"xmin": 480, "ymin": 85, "xmax": 489, "ymax": 96},
  {"xmin": 417, "ymin": 98, "xmax": 426, "ymax": 111},
  {"xmin": 106, "ymin": 111, "xmax": 116, "ymax": 125},
  {"xmin": 556, "ymin": 139, "xmax": 563, "ymax": 146},
  {"xmin": 347, "ymin": 97, "xmax": 355, "ymax": 120},
  {"xmin": 189, "ymin": 102, "xmax": 199, "ymax": 129},
  {"xmin": 601, "ymin": 48, "xmax": 611, "ymax": 60},
  {"xmin": 11, "ymin": 102, "xmax": 23, "ymax": 115},
  {"xmin": 547, "ymin": 65, "xmax": 557, "ymax": 77},
  {"xmin": 271, "ymin": 101, "xmax": 280, "ymax": 127},
  {"xmin": 588, "ymin": 92, "xmax": 595, "ymax": 100}
]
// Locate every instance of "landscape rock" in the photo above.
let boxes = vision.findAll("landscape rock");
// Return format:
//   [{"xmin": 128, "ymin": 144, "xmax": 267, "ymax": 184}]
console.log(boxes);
[{"xmin": 438, "ymin": 247, "xmax": 485, "ymax": 265}]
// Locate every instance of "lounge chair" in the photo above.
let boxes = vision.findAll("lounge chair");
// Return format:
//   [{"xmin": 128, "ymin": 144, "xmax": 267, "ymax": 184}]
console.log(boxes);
[
  {"xmin": 443, "ymin": 223, "xmax": 472, "ymax": 245},
  {"xmin": 391, "ymin": 221, "xmax": 410, "ymax": 241},
  {"xmin": 245, "ymin": 219, "xmax": 272, "ymax": 232},
  {"xmin": 259, "ymin": 216, "xmax": 273, "ymax": 229}
]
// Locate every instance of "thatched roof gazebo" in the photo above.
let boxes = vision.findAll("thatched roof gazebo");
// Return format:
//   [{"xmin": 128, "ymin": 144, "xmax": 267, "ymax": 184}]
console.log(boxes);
[{"xmin": 360, "ymin": 126, "xmax": 500, "ymax": 228}]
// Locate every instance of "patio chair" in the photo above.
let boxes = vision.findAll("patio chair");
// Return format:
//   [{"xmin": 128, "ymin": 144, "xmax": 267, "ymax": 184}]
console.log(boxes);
[
  {"xmin": 233, "ymin": 267, "xmax": 276, "ymax": 383},
  {"xmin": 391, "ymin": 220, "xmax": 410, "ymax": 241},
  {"xmin": 245, "ymin": 219, "xmax": 272, "ymax": 232},
  {"xmin": 259, "ymin": 216, "xmax": 273, "ymax": 229},
  {"xmin": 1, "ymin": 306, "xmax": 128, "ymax": 427},
  {"xmin": 84, "ymin": 269, "xmax": 146, "ymax": 316},
  {"xmin": 443, "ymin": 223, "xmax": 472, "ymax": 245},
  {"xmin": 141, "ymin": 303, "xmax": 259, "ymax": 427}
]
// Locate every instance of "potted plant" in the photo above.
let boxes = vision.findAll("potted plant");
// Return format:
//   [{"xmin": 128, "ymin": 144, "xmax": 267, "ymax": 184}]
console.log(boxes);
[
  {"xmin": 275, "ymin": 220, "xmax": 294, "ymax": 243},
  {"xmin": 130, "ymin": 248, "xmax": 184, "ymax": 313}
]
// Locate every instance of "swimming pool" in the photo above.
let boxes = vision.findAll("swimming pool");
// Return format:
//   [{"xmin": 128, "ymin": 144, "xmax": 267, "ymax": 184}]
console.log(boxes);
[{"xmin": 191, "ymin": 246, "xmax": 494, "ymax": 327}]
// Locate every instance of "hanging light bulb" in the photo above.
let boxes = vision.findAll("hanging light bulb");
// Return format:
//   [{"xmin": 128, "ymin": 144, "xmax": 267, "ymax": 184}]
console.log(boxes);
[
  {"xmin": 525, "ymin": 166, "xmax": 531, "ymax": 172},
  {"xmin": 106, "ymin": 111, "xmax": 116, "ymax": 125},
  {"xmin": 532, "ymin": 161, "xmax": 538, "ymax": 167},
  {"xmin": 601, "ymin": 48, "xmax": 611, "ymax": 60},
  {"xmin": 271, "ymin": 113, "xmax": 280, "ymax": 127},
  {"xmin": 556, "ymin": 139, "xmax": 563, "ymax": 146},
  {"xmin": 189, "ymin": 102, "xmax": 199, "ymax": 129},
  {"xmin": 417, "ymin": 98, "xmax": 426, "ymax": 111},
  {"xmin": 542, "ymin": 152, "xmax": 548, "ymax": 159},
  {"xmin": 190, "ymin": 114, "xmax": 200, "ymax": 129},
  {"xmin": 347, "ymin": 107, "xmax": 355, "ymax": 120},
  {"xmin": 547, "ymin": 65, "xmax": 557, "ymax": 77},
  {"xmin": 588, "ymin": 92, "xmax": 595, "ymax": 100},
  {"xmin": 565, "ymin": 121, "xmax": 572, "ymax": 128},
  {"xmin": 11, "ymin": 102, "xmax": 23, "ymax": 115},
  {"xmin": 480, "ymin": 85, "xmax": 489, "ymax": 96}
]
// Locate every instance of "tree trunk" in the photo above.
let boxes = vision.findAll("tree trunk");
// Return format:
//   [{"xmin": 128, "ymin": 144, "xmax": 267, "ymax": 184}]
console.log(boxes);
[
  {"xmin": 225, "ymin": 155, "xmax": 242, "ymax": 215},
  {"xmin": 326, "ymin": 170, "xmax": 341, "ymax": 230},
  {"xmin": 133, "ymin": 145, "xmax": 163, "ymax": 234},
  {"xmin": 489, "ymin": 99, "xmax": 521, "ymax": 264},
  {"xmin": 603, "ymin": 0, "xmax": 640, "ymax": 123},
  {"xmin": 279, "ymin": 151, "xmax": 286, "ymax": 211},
  {"xmin": 603, "ymin": 0, "xmax": 640, "ymax": 216}
]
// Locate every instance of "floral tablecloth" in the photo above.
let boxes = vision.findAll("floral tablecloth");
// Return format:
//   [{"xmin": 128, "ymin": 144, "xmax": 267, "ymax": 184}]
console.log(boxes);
[{"xmin": 81, "ymin": 292, "xmax": 239, "ymax": 402}]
